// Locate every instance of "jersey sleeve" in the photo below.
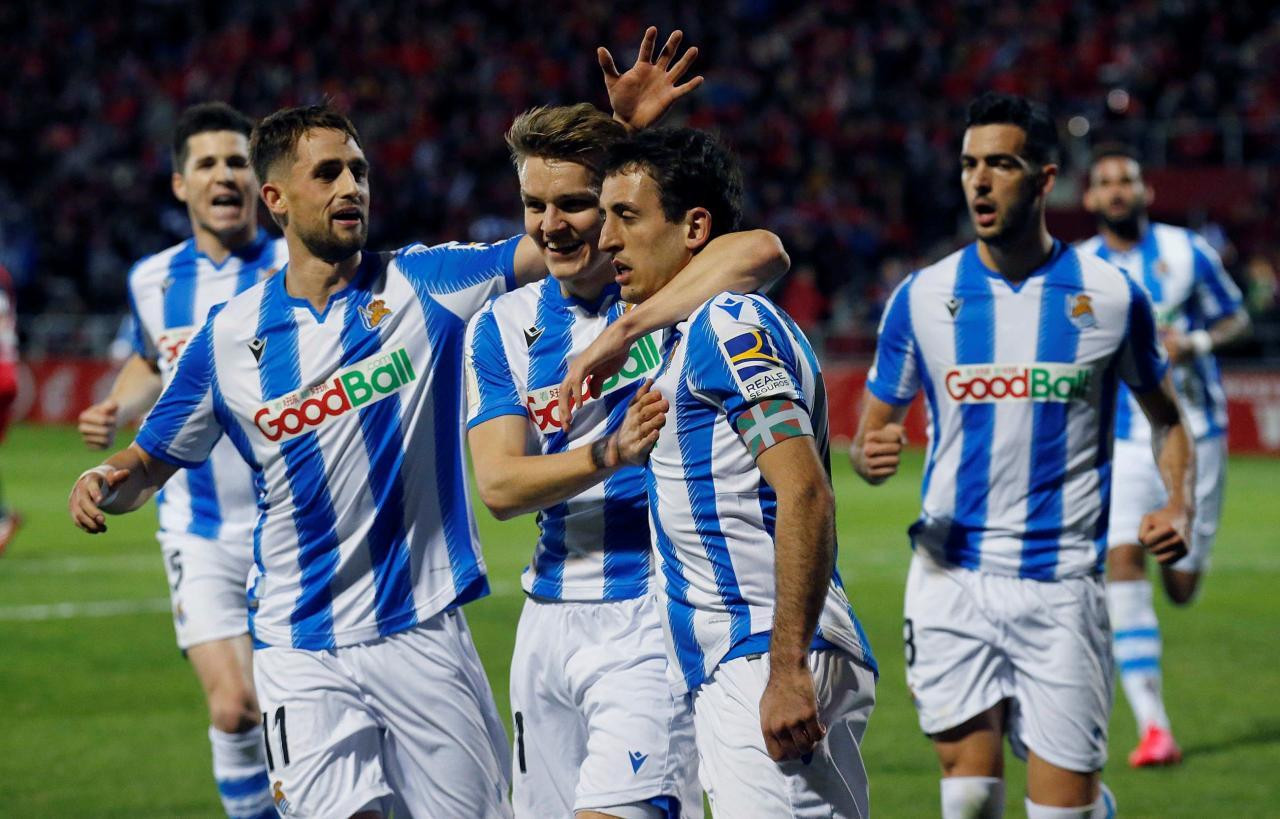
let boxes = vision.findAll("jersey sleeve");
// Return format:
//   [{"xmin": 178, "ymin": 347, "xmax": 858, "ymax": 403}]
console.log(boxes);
[
  {"xmin": 685, "ymin": 295, "xmax": 814, "ymax": 458},
  {"xmin": 395, "ymin": 235, "xmax": 521, "ymax": 322},
  {"xmin": 464, "ymin": 304, "xmax": 526, "ymax": 429},
  {"xmin": 1189, "ymin": 233, "xmax": 1243, "ymax": 325},
  {"xmin": 865, "ymin": 275, "xmax": 920, "ymax": 405},
  {"xmin": 1117, "ymin": 275, "xmax": 1169, "ymax": 393},
  {"xmin": 134, "ymin": 318, "xmax": 224, "ymax": 468}
]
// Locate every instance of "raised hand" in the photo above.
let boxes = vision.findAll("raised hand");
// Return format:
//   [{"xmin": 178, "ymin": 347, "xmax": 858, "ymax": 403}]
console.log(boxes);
[{"xmin": 599, "ymin": 26, "xmax": 704, "ymax": 132}]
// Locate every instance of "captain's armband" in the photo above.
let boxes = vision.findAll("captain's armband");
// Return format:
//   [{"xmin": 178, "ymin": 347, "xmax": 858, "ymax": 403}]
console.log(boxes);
[{"xmin": 731, "ymin": 399, "xmax": 813, "ymax": 459}]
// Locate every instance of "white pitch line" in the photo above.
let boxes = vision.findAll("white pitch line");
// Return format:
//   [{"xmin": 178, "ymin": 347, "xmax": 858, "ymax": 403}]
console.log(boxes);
[
  {"xmin": 2, "ymin": 554, "xmax": 160, "ymax": 575},
  {"xmin": 0, "ymin": 597, "xmax": 171, "ymax": 622}
]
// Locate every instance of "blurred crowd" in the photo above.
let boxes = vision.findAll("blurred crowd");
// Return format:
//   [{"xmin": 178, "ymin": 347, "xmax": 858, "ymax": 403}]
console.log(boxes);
[{"xmin": 2, "ymin": 0, "xmax": 1278, "ymax": 356}]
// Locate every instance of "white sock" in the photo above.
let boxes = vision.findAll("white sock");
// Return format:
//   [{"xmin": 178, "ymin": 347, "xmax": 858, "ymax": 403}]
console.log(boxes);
[
  {"xmin": 1025, "ymin": 784, "xmax": 1115, "ymax": 818},
  {"xmin": 1106, "ymin": 578, "xmax": 1171, "ymax": 732},
  {"xmin": 941, "ymin": 776, "xmax": 1004, "ymax": 818},
  {"xmin": 209, "ymin": 725, "xmax": 275, "ymax": 819}
]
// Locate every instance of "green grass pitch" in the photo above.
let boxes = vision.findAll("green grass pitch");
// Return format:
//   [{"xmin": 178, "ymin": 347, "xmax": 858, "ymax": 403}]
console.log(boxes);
[{"xmin": 1, "ymin": 424, "xmax": 1277, "ymax": 816}]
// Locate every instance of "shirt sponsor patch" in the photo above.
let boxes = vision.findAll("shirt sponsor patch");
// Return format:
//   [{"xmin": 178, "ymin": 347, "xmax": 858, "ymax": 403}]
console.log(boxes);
[
  {"xmin": 156, "ymin": 326, "xmax": 196, "ymax": 367},
  {"xmin": 722, "ymin": 329, "xmax": 793, "ymax": 400},
  {"xmin": 523, "ymin": 333, "xmax": 663, "ymax": 432},
  {"xmin": 253, "ymin": 347, "xmax": 417, "ymax": 441},
  {"xmin": 944, "ymin": 363, "xmax": 1094, "ymax": 404}
]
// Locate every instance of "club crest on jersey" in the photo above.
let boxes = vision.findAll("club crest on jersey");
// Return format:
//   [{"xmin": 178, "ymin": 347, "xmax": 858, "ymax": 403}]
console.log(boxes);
[
  {"xmin": 723, "ymin": 329, "xmax": 792, "ymax": 400},
  {"xmin": 1066, "ymin": 293, "xmax": 1097, "ymax": 330},
  {"xmin": 358, "ymin": 299, "xmax": 392, "ymax": 331},
  {"xmin": 272, "ymin": 781, "xmax": 292, "ymax": 814},
  {"xmin": 253, "ymin": 347, "xmax": 417, "ymax": 442}
]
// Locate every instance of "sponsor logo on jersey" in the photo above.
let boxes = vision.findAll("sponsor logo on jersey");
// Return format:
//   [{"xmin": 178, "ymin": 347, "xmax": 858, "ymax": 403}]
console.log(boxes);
[
  {"xmin": 1066, "ymin": 293, "xmax": 1097, "ymax": 330},
  {"xmin": 723, "ymin": 329, "xmax": 792, "ymax": 400},
  {"xmin": 944, "ymin": 363, "xmax": 1093, "ymax": 403},
  {"xmin": 524, "ymin": 333, "xmax": 662, "ymax": 432},
  {"xmin": 156, "ymin": 326, "xmax": 196, "ymax": 367},
  {"xmin": 357, "ymin": 298, "xmax": 391, "ymax": 331},
  {"xmin": 253, "ymin": 347, "xmax": 417, "ymax": 442}
]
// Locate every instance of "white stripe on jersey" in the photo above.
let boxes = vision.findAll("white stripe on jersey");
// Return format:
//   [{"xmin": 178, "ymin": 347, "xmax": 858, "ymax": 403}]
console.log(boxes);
[
  {"xmin": 649, "ymin": 292, "xmax": 875, "ymax": 693},
  {"xmin": 1078, "ymin": 223, "xmax": 1242, "ymax": 441},
  {"xmin": 136, "ymin": 237, "xmax": 520, "ymax": 650},
  {"xmin": 464, "ymin": 278, "xmax": 654, "ymax": 602},
  {"xmin": 128, "ymin": 231, "xmax": 287, "ymax": 544},
  {"xmin": 867, "ymin": 242, "xmax": 1167, "ymax": 580}
]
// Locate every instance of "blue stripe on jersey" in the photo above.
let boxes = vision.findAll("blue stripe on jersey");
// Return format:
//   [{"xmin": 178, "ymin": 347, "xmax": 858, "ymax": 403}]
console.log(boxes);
[
  {"xmin": 407, "ymin": 272, "xmax": 488, "ymax": 607},
  {"xmin": 185, "ymin": 461, "xmax": 222, "ymax": 540},
  {"xmin": 916, "ymin": 341, "xmax": 942, "ymax": 503},
  {"xmin": 465, "ymin": 308, "xmax": 524, "ymax": 428},
  {"xmin": 646, "ymin": 466, "xmax": 706, "ymax": 688},
  {"xmin": 1191, "ymin": 239, "xmax": 1237, "ymax": 322},
  {"xmin": 1137, "ymin": 228, "xmax": 1164, "ymax": 303},
  {"xmin": 162, "ymin": 241, "xmax": 199, "ymax": 328},
  {"xmin": 138, "ymin": 322, "xmax": 216, "ymax": 467},
  {"xmin": 944, "ymin": 246, "xmax": 995, "ymax": 569},
  {"xmin": 257, "ymin": 278, "xmax": 340, "ymax": 649},
  {"xmin": 341, "ymin": 274, "xmax": 418, "ymax": 636},
  {"xmin": 1021, "ymin": 250, "xmax": 1084, "ymax": 580},
  {"xmin": 599, "ymin": 397, "xmax": 652, "ymax": 598},
  {"xmin": 680, "ymin": 323, "xmax": 751, "ymax": 651},
  {"xmin": 1114, "ymin": 382, "xmax": 1133, "ymax": 440}
]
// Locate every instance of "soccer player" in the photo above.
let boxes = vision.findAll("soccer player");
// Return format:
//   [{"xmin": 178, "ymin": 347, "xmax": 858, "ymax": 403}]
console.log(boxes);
[
  {"xmin": 68, "ymin": 103, "xmax": 555, "ymax": 818},
  {"xmin": 1079, "ymin": 144, "xmax": 1251, "ymax": 767},
  {"xmin": 0, "ymin": 261, "xmax": 19, "ymax": 555},
  {"xmin": 598, "ymin": 127, "xmax": 878, "ymax": 818},
  {"xmin": 850, "ymin": 93, "xmax": 1194, "ymax": 819},
  {"xmin": 76, "ymin": 102, "xmax": 283, "ymax": 819},
  {"xmin": 465, "ymin": 96, "xmax": 787, "ymax": 816}
]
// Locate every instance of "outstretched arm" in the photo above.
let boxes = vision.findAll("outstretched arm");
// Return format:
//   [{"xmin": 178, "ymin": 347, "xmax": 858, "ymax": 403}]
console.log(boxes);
[
  {"xmin": 558, "ymin": 230, "xmax": 788, "ymax": 422},
  {"xmin": 601, "ymin": 26, "xmax": 704, "ymax": 133},
  {"xmin": 69, "ymin": 443, "xmax": 178, "ymax": 533}
]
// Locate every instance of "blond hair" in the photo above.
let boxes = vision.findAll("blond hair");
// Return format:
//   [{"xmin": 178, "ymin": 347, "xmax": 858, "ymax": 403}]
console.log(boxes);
[{"xmin": 505, "ymin": 103, "xmax": 627, "ymax": 185}]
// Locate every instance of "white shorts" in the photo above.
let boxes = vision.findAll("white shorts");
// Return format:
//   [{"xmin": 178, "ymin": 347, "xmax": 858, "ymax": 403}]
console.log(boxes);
[
  {"xmin": 510, "ymin": 595, "xmax": 699, "ymax": 818},
  {"xmin": 254, "ymin": 610, "xmax": 512, "ymax": 819},
  {"xmin": 1107, "ymin": 436, "xmax": 1227, "ymax": 572},
  {"xmin": 692, "ymin": 650, "xmax": 876, "ymax": 818},
  {"xmin": 903, "ymin": 552, "xmax": 1112, "ymax": 773},
  {"xmin": 158, "ymin": 530, "xmax": 253, "ymax": 650}
]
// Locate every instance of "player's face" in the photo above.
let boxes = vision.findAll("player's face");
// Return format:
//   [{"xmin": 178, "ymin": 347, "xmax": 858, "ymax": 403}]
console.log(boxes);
[
  {"xmin": 518, "ymin": 157, "xmax": 612, "ymax": 290},
  {"xmin": 1085, "ymin": 156, "xmax": 1149, "ymax": 228},
  {"xmin": 598, "ymin": 169, "xmax": 693, "ymax": 304},
  {"xmin": 960, "ymin": 124, "xmax": 1050, "ymax": 247},
  {"xmin": 173, "ymin": 130, "xmax": 258, "ymax": 243},
  {"xmin": 276, "ymin": 128, "xmax": 370, "ymax": 263}
]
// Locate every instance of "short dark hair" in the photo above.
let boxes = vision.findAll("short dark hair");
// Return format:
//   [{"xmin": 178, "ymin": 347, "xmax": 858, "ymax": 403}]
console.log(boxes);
[
  {"xmin": 505, "ymin": 103, "xmax": 627, "ymax": 187},
  {"xmin": 250, "ymin": 103, "xmax": 362, "ymax": 184},
  {"xmin": 1089, "ymin": 141, "xmax": 1142, "ymax": 170},
  {"xmin": 965, "ymin": 92, "xmax": 1060, "ymax": 165},
  {"xmin": 602, "ymin": 127, "xmax": 743, "ymax": 240},
  {"xmin": 171, "ymin": 102, "xmax": 254, "ymax": 171}
]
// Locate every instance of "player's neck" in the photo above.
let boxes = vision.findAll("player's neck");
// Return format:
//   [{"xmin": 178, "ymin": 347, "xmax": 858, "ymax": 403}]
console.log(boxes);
[
  {"xmin": 192, "ymin": 224, "xmax": 256, "ymax": 265},
  {"xmin": 1099, "ymin": 216, "xmax": 1148, "ymax": 253},
  {"xmin": 978, "ymin": 225, "xmax": 1055, "ymax": 284},
  {"xmin": 283, "ymin": 243, "xmax": 363, "ymax": 312}
]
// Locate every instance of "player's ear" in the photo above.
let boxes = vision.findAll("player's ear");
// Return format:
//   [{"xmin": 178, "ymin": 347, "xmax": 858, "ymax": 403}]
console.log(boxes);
[
  {"xmin": 171, "ymin": 172, "xmax": 188, "ymax": 204},
  {"xmin": 1038, "ymin": 163, "xmax": 1058, "ymax": 198},
  {"xmin": 261, "ymin": 182, "xmax": 287, "ymax": 222},
  {"xmin": 685, "ymin": 207, "xmax": 713, "ymax": 251},
  {"xmin": 1081, "ymin": 177, "xmax": 1096, "ymax": 213}
]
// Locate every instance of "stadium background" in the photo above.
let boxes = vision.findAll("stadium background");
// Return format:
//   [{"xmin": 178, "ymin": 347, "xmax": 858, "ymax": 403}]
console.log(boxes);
[{"xmin": 1, "ymin": 0, "xmax": 1278, "ymax": 815}]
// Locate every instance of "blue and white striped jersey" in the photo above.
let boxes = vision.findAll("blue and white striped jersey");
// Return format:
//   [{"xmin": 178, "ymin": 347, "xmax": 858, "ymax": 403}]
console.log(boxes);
[
  {"xmin": 1078, "ymin": 223, "xmax": 1242, "ymax": 442},
  {"xmin": 867, "ymin": 242, "xmax": 1168, "ymax": 580},
  {"xmin": 464, "ymin": 279, "xmax": 655, "ymax": 601},
  {"xmin": 648, "ymin": 291, "xmax": 875, "ymax": 693},
  {"xmin": 128, "ymin": 231, "xmax": 287, "ymax": 544},
  {"xmin": 136, "ymin": 237, "xmax": 520, "ymax": 650}
]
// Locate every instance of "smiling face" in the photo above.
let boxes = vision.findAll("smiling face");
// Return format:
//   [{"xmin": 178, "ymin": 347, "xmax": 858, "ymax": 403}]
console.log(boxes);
[
  {"xmin": 518, "ymin": 156, "xmax": 613, "ymax": 294},
  {"xmin": 172, "ymin": 130, "xmax": 258, "ymax": 248},
  {"xmin": 598, "ymin": 168, "xmax": 699, "ymax": 304},
  {"xmin": 960, "ymin": 123, "xmax": 1053, "ymax": 247},
  {"xmin": 263, "ymin": 128, "xmax": 370, "ymax": 264}
]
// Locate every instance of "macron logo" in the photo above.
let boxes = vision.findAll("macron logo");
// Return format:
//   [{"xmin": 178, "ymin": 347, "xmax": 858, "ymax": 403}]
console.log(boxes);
[{"xmin": 628, "ymin": 750, "xmax": 648, "ymax": 773}]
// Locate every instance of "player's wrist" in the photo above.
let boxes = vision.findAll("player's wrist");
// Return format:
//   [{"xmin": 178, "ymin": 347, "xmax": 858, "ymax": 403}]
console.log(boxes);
[
  {"xmin": 1187, "ymin": 329, "xmax": 1213, "ymax": 357},
  {"xmin": 590, "ymin": 435, "xmax": 620, "ymax": 471},
  {"xmin": 76, "ymin": 465, "xmax": 119, "ymax": 507}
]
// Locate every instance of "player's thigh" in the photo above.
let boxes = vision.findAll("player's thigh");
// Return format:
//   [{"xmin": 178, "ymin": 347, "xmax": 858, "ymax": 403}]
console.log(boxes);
[
  {"xmin": 158, "ymin": 531, "xmax": 253, "ymax": 651},
  {"xmin": 366, "ymin": 611, "xmax": 512, "ymax": 819},
  {"xmin": 1004, "ymin": 574, "xmax": 1111, "ymax": 775},
  {"xmin": 904, "ymin": 553, "xmax": 1011, "ymax": 737},
  {"xmin": 1172, "ymin": 435, "xmax": 1228, "ymax": 574},
  {"xmin": 693, "ymin": 652, "xmax": 874, "ymax": 819},
  {"xmin": 253, "ymin": 646, "xmax": 390, "ymax": 819},
  {"xmin": 1106, "ymin": 439, "xmax": 1167, "ymax": 549},
  {"xmin": 573, "ymin": 597, "xmax": 699, "ymax": 817},
  {"xmin": 187, "ymin": 633, "xmax": 257, "ymax": 724},
  {"xmin": 510, "ymin": 599, "xmax": 588, "ymax": 818}
]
